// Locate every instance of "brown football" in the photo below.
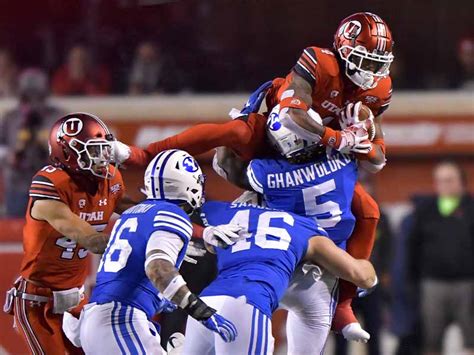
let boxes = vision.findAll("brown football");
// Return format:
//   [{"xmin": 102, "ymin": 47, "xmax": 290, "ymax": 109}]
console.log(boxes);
[{"xmin": 358, "ymin": 104, "xmax": 376, "ymax": 140}]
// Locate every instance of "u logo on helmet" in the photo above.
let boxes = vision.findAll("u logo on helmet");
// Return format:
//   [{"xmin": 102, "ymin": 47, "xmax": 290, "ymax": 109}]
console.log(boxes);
[
  {"xmin": 182, "ymin": 156, "xmax": 199, "ymax": 173},
  {"xmin": 339, "ymin": 20, "xmax": 362, "ymax": 40},
  {"xmin": 62, "ymin": 118, "xmax": 84, "ymax": 137}
]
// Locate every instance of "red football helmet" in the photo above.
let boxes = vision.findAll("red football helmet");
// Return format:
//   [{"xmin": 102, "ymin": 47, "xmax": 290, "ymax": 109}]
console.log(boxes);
[
  {"xmin": 334, "ymin": 12, "xmax": 394, "ymax": 89},
  {"xmin": 49, "ymin": 112, "xmax": 115, "ymax": 179}
]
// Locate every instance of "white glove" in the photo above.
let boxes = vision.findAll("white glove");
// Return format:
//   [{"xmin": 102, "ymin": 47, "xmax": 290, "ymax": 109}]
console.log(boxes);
[
  {"xmin": 339, "ymin": 102, "xmax": 375, "ymax": 141},
  {"xmin": 184, "ymin": 240, "xmax": 206, "ymax": 264},
  {"xmin": 342, "ymin": 322, "xmax": 371, "ymax": 343},
  {"xmin": 336, "ymin": 126, "xmax": 370, "ymax": 154},
  {"xmin": 62, "ymin": 311, "xmax": 82, "ymax": 348},
  {"xmin": 203, "ymin": 224, "xmax": 243, "ymax": 248},
  {"xmin": 111, "ymin": 140, "xmax": 131, "ymax": 164}
]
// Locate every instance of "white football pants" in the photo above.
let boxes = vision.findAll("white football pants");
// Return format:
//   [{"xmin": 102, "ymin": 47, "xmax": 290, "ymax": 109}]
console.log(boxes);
[
  {"xmin": 183, "ymin": 295, "xmax": 275, "ymax": 355},
  {"xmin": 281, "ymin": 264, "xmax": 339, "ymax": 355},
  {"xmin": 79, "ymin": 302, "xmax": 165, "ymax": 355}
]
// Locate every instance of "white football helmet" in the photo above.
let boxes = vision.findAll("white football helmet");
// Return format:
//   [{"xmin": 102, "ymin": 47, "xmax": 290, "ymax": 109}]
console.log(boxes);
[
  {"xmin": 144, "ymin": 149, "xmax": 204, "ymax": 210},
  {"xmin": 267, "ymin": 104, "xmax": 323, "ymax": 158}
]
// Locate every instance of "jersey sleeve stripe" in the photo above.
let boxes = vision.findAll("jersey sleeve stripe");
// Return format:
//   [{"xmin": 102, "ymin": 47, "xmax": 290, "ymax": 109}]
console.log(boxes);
[
  {"xmin": 154, "ymin": 211, "xmax": 192, "ymax": 229},
  {"xmin": 29, "ymin": 193, "xmax": 61, "ymax": 200},
  {"xmin": 31, "ymin": 175, "xmax": 54, "ymax": 184},
  {"xmin": 29, "ymin": 185, "xmax": 58, "ymax": 192},
  {"xmin": 303, "ymin": 49, "xmax": 317, "ymax": 65},
  {"xmin": 299, "ymin": 56, "xmax": 316, "ymax": 76},
  {"xmin": 30, "ymin": 181, "xmax": 55, "ymax": 187},
  {"xmin": 295, "ymin": 62, "xmax": 316, "ymax": 81},
  {"xmin": 152, "ymin": 222, "xmax": 192, "ymax": 240},
  {"xmin": 29, "ymin": 188, "xmax": 60, "ymax": 197},
  {"xmin": 246, "ymin": 166, "xmax": 264, "ymax": 194},
  {"xmin": 153, "ymin": 215, "xmax": 193, "ymax": 235}
]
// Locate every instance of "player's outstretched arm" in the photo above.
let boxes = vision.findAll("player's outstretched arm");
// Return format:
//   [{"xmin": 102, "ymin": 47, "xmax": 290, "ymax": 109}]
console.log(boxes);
[
  {"xmin": 144, "ymin": 232, "xmax": 237, "ymax": 343},
  {"xmin": 31, "ymin": 199, "xmax": 109, "ymax": 254},
  {"xmin": 280, "ymin": 73, "xmax": 369, "ymax": 152},
  {"xmin": 305, "ymin": 236, "xmax": 377, "ymax": 289},
  {"xmin": 213, "ymin": 147, "xmax": 251, "ymax": 190}
]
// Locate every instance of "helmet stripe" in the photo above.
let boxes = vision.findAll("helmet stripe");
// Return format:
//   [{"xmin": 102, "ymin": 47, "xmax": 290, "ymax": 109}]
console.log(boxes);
[
  {"xmin": 150, "ymin": 150, "xmax": 173, "ymax": 199},
  {"xmin": 158, "ymin": 150, "xmax": 180, "ymax": 199}
]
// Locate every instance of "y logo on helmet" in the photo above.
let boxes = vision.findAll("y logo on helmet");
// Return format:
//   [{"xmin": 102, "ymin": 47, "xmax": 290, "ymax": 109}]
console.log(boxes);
[
  {"xmin": 182, "ymin": 157, "xmax": 199, "ymax": 172},
  {"xmin": 267, "ymin": 112, "xmax": 281, "ymax": 131},
  {"xmin": 339, "ymin": 20, "xmax": 362, "ymax": 40},
  {"xmin": 62, "ymin": 118, "xmax": 84, "ymax": 137}
]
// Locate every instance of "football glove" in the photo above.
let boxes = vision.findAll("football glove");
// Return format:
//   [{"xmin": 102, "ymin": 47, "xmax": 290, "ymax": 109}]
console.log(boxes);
[
  {"xmin": 156, "ymin": 293, "xmax": 178, "ymax": 313},
  {"xmin": 111, "ymin": 140, "xmax": 131, "ymax": 164},
  {"xmin": 203, "ymin": 224, "xmax": 243, "ymax": 248},
  {"xmin": 184, "ymin": 240, "xmax": 207, "ymax": 264},
  {"xmin": 167, "ymin": 332, "xmax": 185, "ymax": 355},
  {"xmin": 342, "ymin": 322, "xmax": 371, "ymax": 343},
  {"xmin": 201, "ymin": 313, "xmax": 238, "ymax": 343},
  {"xmin": 336, "ymin": 126, "xmax": 370, "ymax": 154},
  {"xmin": 339, "ymin": 102, "xmax": 376, "ymax": 140},
  {"xmin": 184, "ymin": 293, "xmax": 238, "ymax": 343},
  {"xmin": 229, "ymin": 80, "xmax": 273, "ymax": 119}
]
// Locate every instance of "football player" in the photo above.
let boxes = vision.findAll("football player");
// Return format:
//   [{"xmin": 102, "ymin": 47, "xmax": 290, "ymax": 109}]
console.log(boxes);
[
  {"xmin": 4, "ymin": 113, "xmax": 135, "ymax": 355},
  {"xmin": 183, "ymin": 199, "xmax": 377, "ymax": 355},
  {"xmin": 73, "ymin": 150, "xmax": 240, "ymax": 354},
  {"xmin": 214, "ymin": 103, "xmax": 375, "ymax": 352},
  {"xmin": 111, "ymin": 11, "xmax": 394, "ymax": 341}
]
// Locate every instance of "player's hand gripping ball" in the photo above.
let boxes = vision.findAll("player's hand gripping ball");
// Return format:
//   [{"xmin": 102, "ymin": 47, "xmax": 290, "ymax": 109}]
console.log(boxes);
[{"xmin": 339, "ymin": 102, "xmax": 376, "ymax": 141}]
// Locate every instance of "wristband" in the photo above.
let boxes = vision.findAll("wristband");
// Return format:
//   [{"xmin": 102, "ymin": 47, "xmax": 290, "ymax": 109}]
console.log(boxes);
[
  {"xmin": 320, "ymin": 127, "xmax": 342, "ymax": 148},
  {"xmin": 183, "ymin": 293, "xmax": 216, "ymax": 321},
  {"xmin": 372, "ymin": 138, "xmax": 386, "ymax": 155},
  {"xmin": 162, "ymin": 275, "xmax": 187, "ymax": 300},
  {"xmin": 279, "ymin": 97, "xmax": 310, "ymax": 111}
]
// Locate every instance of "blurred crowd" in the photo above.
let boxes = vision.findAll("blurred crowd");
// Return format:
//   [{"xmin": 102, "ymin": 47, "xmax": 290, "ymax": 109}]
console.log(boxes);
[{"xmin": 0, "ymin": 35, "xmax": 472, "ymax": 97}]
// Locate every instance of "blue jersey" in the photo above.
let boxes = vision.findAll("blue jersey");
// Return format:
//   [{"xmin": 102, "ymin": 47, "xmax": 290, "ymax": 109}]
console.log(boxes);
[
  {"xmin": 247, "ymin": 151, "xmax": 357, "ymax": 249},
  {"xmin": 200, "ymin": 201, "xmax": 328, "ymax": 317},
  {"xmin": 90, "ymin": 200, "xmax": 192, "ymax": 319}
]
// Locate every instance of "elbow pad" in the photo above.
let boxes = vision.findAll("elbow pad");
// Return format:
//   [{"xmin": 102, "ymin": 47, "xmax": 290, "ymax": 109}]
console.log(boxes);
[{"xmin": 278, "ymin": 110, "xmax": 322, "ymax": 142}]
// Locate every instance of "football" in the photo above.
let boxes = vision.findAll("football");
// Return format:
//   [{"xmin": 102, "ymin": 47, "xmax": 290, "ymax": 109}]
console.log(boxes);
[{"xmin": 358, "ymin": 104, "xmax": 376, "ymax": 141}]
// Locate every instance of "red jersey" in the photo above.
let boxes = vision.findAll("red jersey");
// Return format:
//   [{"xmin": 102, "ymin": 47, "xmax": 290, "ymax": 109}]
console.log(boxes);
[
  {"xmin": 127, "ymin": 47, "xmax": 392, "ymax": 167},
  {"xmin": 278, "ymin": 46, "xmax": 392, "ymax": 125},
  {"xmin": 20, "ymin": 165, "xmax": 124, "ymax": 290}
]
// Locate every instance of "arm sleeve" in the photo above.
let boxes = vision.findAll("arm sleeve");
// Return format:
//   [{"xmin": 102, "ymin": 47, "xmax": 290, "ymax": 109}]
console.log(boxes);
[
  {"xmin": 127, "ymin": 118, "xmax": 262, "ymax": 167},
  {"xmin": 292, "ymin": 47, "xmax": 318, "ymax": 87},
  {"xmin": 246, "ymin": 160, "xmax": 265, "ymax": 194},
  {"xmin": 145, "ymin": 230, "xmax": 185, "ymax": 268}
]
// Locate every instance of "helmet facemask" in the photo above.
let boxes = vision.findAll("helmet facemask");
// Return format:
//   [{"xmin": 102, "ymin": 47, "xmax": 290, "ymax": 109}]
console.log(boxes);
[
  {"xmin": 339, "ymin": 45, "xmax": 393, "ymax": 90},
  {"xmin": 69, "ymin": 138, "xmax": 115, "ymax": 179}
]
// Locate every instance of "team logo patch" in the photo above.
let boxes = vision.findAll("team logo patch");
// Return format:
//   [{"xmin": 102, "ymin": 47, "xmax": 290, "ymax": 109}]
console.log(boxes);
[
  {"xmin": 267, "ymin": 112, "xmax": 281, "ymax": 131},
  {"xmin": 182, "ymin": 157, "xmax": 199, "ymax": 172},
  {"xmin": 61, "ymin": 118, "xmax": 83, "ymax": 137},
  {"xmin": 365, "ymin": 96, "xmax": 379, "ymax": 104},
  {"xmin": 339, "ymin": 20, "xmax": 362, "ymax": 40},
  {"xmin": 110, "ymin": 183, "xmax": 122, "ymax": 194},
  {"xmin": 330, "ymin": 90, "xmax": 339, "ymax": 98},
  {"xmin": 78, "ymin": 199, "xmax": 86, "ymax": 209}
]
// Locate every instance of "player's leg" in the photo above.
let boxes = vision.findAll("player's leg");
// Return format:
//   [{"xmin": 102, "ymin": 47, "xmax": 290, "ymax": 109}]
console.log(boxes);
[
  {"xmin": 333, "ymin": 183, "xmax": 379, "ymax": 331},
  {"xmin": 183, "ymin": 295, "xmax": 274, "ymax": 355},
  {"xmin": 80, "ymin": 302, "xmax": 164, "ymax": 355},
  {"xmin": 12, "ymin": 279, "xmax": 72, "ymax": 355},
  {"xmin": 281, "ymin": 265, "xmax": 339, "ymax": 354}
]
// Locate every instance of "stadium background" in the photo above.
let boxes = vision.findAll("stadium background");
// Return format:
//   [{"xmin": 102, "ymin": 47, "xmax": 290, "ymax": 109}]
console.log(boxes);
[{"xmin": 0, "ymin": 1, "xmax": 472, "ymax": 354}]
